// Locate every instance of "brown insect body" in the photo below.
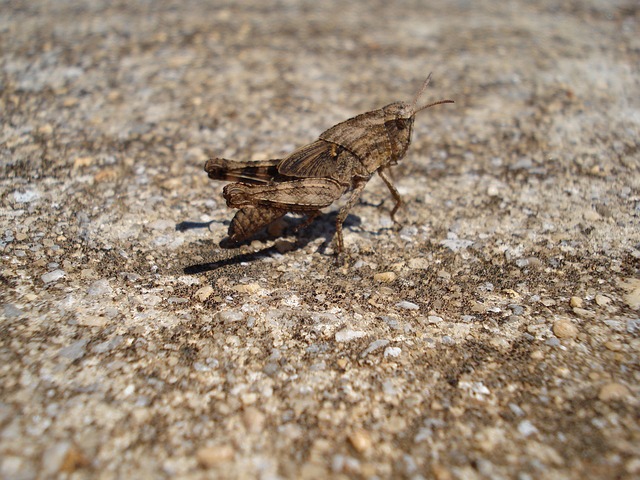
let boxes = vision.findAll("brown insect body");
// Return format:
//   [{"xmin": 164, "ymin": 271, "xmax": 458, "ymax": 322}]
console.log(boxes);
[
  {"xmin": 318, "ymin": 102, "xmax": 415, "ymax": 175},
  {"xmin": 205, "ymin": 74, "xmax": 453, "ymax": 252}
]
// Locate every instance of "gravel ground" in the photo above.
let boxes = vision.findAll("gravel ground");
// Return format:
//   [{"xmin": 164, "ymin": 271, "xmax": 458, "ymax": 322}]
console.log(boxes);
[{"xmin": 1, "ymin": 1, "xmax": 639, "ymax": 479}]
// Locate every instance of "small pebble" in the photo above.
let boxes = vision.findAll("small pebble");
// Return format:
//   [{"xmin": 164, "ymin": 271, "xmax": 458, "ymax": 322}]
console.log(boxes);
[
  {"xmin": 553, "ymin": 319, "xmax": 578, "ymax": 339},
  {"xmin": 81, "ymin": 268, "xmax": 98, "ymax": 279},
  {"xmin": 583, "ymin": 209, "xmax": 601, "ymax": 222},
  {"xmin": 196, "ymin": 445, "xmax": 235, "ymax": 467},
  {"xmin": 195, "ymin": 285, "xmax": 214, "ymax": 302},
  {"xmin": 241, "ymin": 393, "xmax": 258, "ymax": 405},
  {"xmin": 569, "ymin": 296, "xmax": 583, "ymax": 308},
  {"xmin": 3, "ymin": 304, "xmax": 24, "ymax": 318},
  {"xmin": 509, "ymin": 403, "xmax": 525, "ymax": 416},
  {"xmin": 87, "ymin": 279, "xmax": 113, "ymax": 297},
  {"xmin": 595, "ymin": 294, "xmax": 611, "ymax": 306},
  {"xmin": 242, "ymin": 407, "xmax": 265, "ymax": 434},
  {"xmin": 58, "ymin": 339, "xmax": 88, "ymax": 361},
  {"xmin": 572, "ymin": 307, "xmax": 595, "ymax": 319},
  {"xmin": 603, "ymin": 340, "xmax": 622, "ymax": 352},
  {"xmin": 13, "ymin": 189, "xmax": 40, "ymax": 203},
  {"xmin": 38, "ymin": 123, "xmax": 54, "ymax": 136},
  {"xmin": 92, "ymin": 335, "xmax": 123, "ymax": 354},
  {"xmin": 348, "ymin": 430, "xmax": 372, "ymax": 453},
  {"xmin": 374, "ymin": 272, "xmax": 396, "ymax": 283},
  {"xmin": 408, "ymin": 258, "xmax": 430, "ymax": 269},
  {"xmin": 232, "ymin": 283, "xmax": 262, "ymax": 294},
  {"xmin": 623, "ymin": 287, "xmax": 640, "ymax": 310},
  {"xmin": 625, "ymin": 458, "xmax": 640, "ymax": 475},
  {"xmin": 382, "ymin": 316, "xmax": 400, "ymax": 329},
  {"xmin": 399, "ymin": 225, "xmax": 418, "ymax": 240},
  {"xmin": 167, "ymin": 296, "xmax": 188, "ymax": 304},
  {"xmin": 433, "ymin": 272, "xmax": 450, "ymax": 284},
  {"xmin": 41, "ymin": 269, "xmax": 66, "ymax": 283},
  {"xmin": 218, "ymin": 310, "xmax": 245, "ymax": 323},
  {"xmin": 360, "ymin": 339, "xmax": 390, "ymax": 357},
  {"xmin": 517, "ymin": 420, "xmax": 538, "ymax": 437},
  {"xmin": 598, "ymin": 382, "xmax": 630, "ymax": 402},
  {"xmin": 384, "ymin": 346, "xmax": 401, "ymax": 357},
  {"xmin": 335, "ymin": 329, "xmax": 366, "ymax": 342},
  {"xmin": 530, "ymin": 350, "xmax": 544, "ymax": 360},
  {"xmin": 441, "ymin": 336, "xmax": 455, "ymax": 346},
  {"xmin": 395, "ymin": 300, "xmax": 419, "ymax": 310}
]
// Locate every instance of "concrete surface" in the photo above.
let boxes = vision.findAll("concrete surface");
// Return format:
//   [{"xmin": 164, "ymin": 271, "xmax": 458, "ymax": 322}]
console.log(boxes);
[{"xmin": 1, "ymin": 0, "xmax": 639, "ymax": 478}]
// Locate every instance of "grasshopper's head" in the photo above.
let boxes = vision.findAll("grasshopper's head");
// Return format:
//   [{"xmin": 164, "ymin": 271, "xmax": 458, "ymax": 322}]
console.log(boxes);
[{"xmin": 382, "ymin": 74, "xmax": 454, "ymax": 163}]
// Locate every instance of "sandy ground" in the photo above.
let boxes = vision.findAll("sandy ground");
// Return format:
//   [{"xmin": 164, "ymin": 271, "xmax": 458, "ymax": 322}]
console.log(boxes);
[{"xmin": 1, "ymin": 0, "xmax": 639, "ymax": 478}]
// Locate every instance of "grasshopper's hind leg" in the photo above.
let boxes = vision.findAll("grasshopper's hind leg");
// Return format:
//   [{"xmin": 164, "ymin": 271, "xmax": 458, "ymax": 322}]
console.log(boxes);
[
  {"xmin": 205, "ymin": 158, "xmax": 285, "ymax": 184},
  {"xmin": 292, "ymin": 210, "xmax": 321, "ymax": 233},
  {"xmin": 334, "ymin": 179, "xmax": 368, "ymax": 254},
  {"xmin": 222, "ymin": 206, "xmax": 287, "ymax": 247}
]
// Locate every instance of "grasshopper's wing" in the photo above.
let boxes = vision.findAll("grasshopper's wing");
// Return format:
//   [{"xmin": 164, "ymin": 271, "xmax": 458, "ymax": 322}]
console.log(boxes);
[{"xmin": 277, "ymin": 140, "xmax": 342, "ymax": 179}]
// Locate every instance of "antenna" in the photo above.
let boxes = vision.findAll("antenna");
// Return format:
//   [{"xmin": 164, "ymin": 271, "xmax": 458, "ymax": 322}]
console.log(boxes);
[
  {"xmin": 411, "ymin": 73, "xmax": 454, "ymax": 113},
  {"xmin": 415, "ymin": 99, "xmax": 455, "ymax": 113},
  {"xmin": 410, "ymin": 73, "xmax": 433, "ymax": 111}
]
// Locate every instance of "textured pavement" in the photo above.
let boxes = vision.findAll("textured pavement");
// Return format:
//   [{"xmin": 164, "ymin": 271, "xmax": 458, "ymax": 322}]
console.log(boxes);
[{"xmin": 1, "ymin": 1, "xmax": 639, "ymax": 478}]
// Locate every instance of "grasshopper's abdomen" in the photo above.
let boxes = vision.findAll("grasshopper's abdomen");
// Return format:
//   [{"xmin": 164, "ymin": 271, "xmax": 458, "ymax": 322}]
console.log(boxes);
[{"xmin": 227, "ymin": 206, "xmax": 287, "ymax": 243}]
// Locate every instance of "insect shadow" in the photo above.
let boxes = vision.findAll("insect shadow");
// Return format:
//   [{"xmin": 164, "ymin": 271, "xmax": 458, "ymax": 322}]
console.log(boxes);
[
  {"xmin": 180, "ymin": 212, "xmax": 361, "ymax": 274},
  {"xmin": 175, "ymin": 219, "xmax": 221, "ymax": 231}
]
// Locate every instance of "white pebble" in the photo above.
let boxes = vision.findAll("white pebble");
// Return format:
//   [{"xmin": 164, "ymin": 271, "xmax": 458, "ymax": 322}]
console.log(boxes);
[
  {"xmin": 13, "ymin": 189, "xmax": 40, "ymax": 203},
  {"xmin": 87, "ymin": 279, "xmax": 113, "ymax": 296},
  {"xmin": 518, "ymin": 420, "xmax": 538, "ymax": 437},
  {"xmin": 396, "ymin": 300, "xmax": 419, "ymax": 310},
  {"xmin": 335, "ymin": 329, "xmax": 366, "ymax": 342},
  {"xmin": 218, "ymin": 310, "xmax": 245, "ymax": 323},
  {"xmin": 195, "ymin": 285, "xmax": 214, "ymax": 302},
  {"xmin": 384, "ymin": 346, "xmax": 401, "ymax": 357},
  {"xmin": 41, "ymin": 269, "xmax": 66, "ymax": 283}
]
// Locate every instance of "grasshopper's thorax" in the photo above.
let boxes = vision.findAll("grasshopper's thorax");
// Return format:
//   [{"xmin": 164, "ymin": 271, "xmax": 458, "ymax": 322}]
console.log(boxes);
[{"xmin": 382, "ymin": 102, "xmax": 415, "ymax": 165}]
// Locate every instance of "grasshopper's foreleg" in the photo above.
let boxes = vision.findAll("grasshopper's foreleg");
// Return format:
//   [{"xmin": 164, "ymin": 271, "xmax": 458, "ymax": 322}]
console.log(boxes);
[{"xmin": 377, "ymin": 167, "xmax": 403, "ymax": 224}]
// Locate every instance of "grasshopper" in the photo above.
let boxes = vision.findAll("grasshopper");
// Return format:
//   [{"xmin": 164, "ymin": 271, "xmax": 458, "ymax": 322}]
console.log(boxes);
[{"xmin": 205, "ymin": 74, "xmax": 453, "ymax": 253}]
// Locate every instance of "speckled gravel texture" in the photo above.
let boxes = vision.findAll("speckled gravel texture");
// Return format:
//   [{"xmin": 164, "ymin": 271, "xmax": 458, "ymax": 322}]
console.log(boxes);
[{"xmin": 1, "ymin": 1, "xmax": 639, "ymax": 479}]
